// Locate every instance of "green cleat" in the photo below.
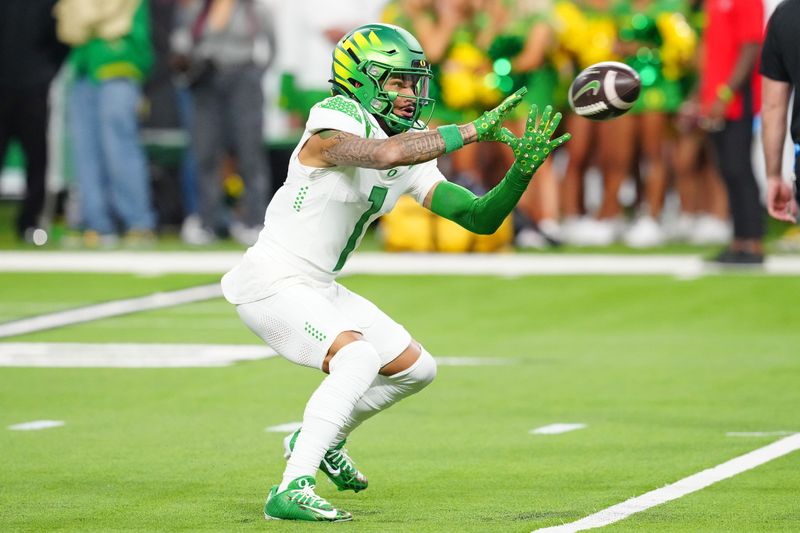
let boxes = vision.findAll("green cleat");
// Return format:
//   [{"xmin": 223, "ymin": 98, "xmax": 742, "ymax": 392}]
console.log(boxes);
[
  {"xmin": 284, "ymin": 429, "xmax": 369, "ymax": 492},
  {"xmin": 263, "ymin": 476, "xmax": 352, "ymax": 522}
]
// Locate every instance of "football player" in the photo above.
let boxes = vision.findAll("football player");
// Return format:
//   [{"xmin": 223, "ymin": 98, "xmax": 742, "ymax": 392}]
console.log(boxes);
[{"xmin": 221, "ymin": 23, "xmax": 570, "ymax": 522}]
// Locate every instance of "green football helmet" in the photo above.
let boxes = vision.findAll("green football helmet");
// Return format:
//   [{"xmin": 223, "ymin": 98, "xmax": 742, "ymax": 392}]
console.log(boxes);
[{"xmin": 330, "ymin": 23, "xmax": 435, "ymax": 132}]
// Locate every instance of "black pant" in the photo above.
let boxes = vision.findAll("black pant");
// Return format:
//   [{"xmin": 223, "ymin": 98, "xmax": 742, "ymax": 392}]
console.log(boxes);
[
  {"xmin": 710, "ymin": 90, "xmax": 764, "ymax": 240},
  {"xmin": 795, "ymin": 152, "xmax": 800, "ymax": 206},
  {"xmin": 0, "ymin": 84, "xmax": 49, "ymax": 236}
]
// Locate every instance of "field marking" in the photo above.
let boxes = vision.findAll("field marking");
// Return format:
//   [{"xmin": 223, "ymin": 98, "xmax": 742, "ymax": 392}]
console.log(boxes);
[
  {"xmin": 533, "ymin": 432, "xmax": 800, "ymax": 533},
  {"xmin": 8, "ymin": 420, "xmax": 65, "ymax": 431},
  {"xmin": 727, "ymin": 431, "xmax": 796, "ymax": 437},
  {"xmin": 265, "ymin": 422, "xmax": 303, "ymax": 433},
  {"xmin": 0, "ymin": 342, "xmax": 277, "ymax": 367},
  {"xmin": 435, "ymin": 357, "xmax": 516, "ymax": 366},
  {"xmin": 0, "ymin": 284, "xmax": 221, "ymax": 339},
  {"xmin": 530, "ymin": 423, "xmax": 587, "ymax": 435},
  {"xmin": 3, "ymin": 251, "xmax": 800, "ymax": 276},
  {"xmin": 0, "ymin": 342, "xmax": 516, "ymax": 368}
]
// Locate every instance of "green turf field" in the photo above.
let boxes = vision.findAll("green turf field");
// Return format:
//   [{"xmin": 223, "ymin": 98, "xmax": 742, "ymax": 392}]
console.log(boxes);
[{"xmin": 1, "ymin": 272, "xmax": 799, "ymax": 532}]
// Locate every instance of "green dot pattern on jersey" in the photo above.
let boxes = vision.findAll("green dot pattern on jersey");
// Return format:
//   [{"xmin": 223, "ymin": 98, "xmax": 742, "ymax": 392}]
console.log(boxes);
[
  {"xmin": 293, "ymin": 186, "xmax": 309, "ymax": 212},
  {"xmin": 319, "ymin": 96, "xmax": 363, "ymax": 124},
  {"xmin": 304, "ymin": 322, "xmax": 327, "ymax": 342}
]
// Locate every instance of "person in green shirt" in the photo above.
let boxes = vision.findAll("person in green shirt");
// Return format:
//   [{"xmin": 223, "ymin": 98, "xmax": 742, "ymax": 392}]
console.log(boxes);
[{"xmin": 55, "ymin": 0, "xmax": 155, "ymax": 246}]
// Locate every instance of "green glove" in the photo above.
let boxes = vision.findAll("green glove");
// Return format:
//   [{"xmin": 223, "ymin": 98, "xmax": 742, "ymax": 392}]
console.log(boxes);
[
  {"xmin": 471, "ymin": 87, "xmax": 528, "ymax": 143},
  {"xmin": 506, "ymin": 104, "xmax": 571, "ymax": 177}
]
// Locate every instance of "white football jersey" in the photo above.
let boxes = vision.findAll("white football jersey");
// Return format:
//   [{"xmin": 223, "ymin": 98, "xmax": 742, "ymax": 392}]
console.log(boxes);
[{"xmin": 221, "ymin": 95, "xmax": 446, "ymax": 304}]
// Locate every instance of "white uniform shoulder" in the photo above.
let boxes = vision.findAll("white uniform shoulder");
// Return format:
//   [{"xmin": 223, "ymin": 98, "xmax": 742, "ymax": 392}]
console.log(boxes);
[{"xmin": 307, "ymin": 95, "xmax": 371, "ymax": 138}]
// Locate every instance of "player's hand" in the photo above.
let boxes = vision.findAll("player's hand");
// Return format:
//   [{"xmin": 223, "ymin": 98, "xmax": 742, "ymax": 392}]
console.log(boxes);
[
  {"xmin": 471, "ymin": 87, "xmax": 527, "ymax": 143},
  {"xmin": 506, "ymin": 104, "xmax": 571, "ymax": 177},
  {"xmin": 766, "ymin": 175, "xmax": 798, "ymax": 223}
]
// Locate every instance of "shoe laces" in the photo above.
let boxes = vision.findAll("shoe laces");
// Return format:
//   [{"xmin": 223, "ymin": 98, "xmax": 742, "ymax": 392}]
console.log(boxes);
[
  {"xmin": 328, "ymin": 448, "xmax": 356, "ymax": 474},
  {"xmin": 290, "ymin": 484, "xmax": 329, "ymax": 508}
]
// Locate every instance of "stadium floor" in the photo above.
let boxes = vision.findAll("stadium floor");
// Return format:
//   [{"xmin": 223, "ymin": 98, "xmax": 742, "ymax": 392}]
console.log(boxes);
[{"xmin": 1, "ymin": 259, "xmax": 799, "ymax": 532}]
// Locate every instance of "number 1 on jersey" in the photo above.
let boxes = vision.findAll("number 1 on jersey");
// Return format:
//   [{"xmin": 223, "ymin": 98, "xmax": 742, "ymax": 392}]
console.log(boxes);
[{"xmin": 333, "ymin": 186, "xmax": 388, "ymax": 272}]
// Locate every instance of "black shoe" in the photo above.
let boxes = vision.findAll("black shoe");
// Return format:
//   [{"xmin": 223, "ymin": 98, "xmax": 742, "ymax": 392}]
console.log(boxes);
[{"xmin": 711, "ymin": 248, "xmax": 764, "ymax": 265}]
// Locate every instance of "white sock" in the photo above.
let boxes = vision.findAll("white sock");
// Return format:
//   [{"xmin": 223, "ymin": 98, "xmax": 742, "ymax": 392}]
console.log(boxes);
[
  {"xmin": 279, "ymin": 340, "xmax": 380, "ymax": 491},
  {"xmin": 333, "ymin": 347, "xmax": 437, "ymax": 446}
]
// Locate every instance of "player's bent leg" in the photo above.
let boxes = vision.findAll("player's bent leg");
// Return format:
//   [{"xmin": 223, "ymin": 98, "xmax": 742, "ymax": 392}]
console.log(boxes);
[
  {"xmin": 280, "ymin": 336, "xmax": 380, "ymax": 493},
  {"xmin": 334, "ymin": 343, "xmax": 437, "ymax": 444},
  {"xmin": 283, "ymin": 343, "xmax": 437, "ymax": 493}
]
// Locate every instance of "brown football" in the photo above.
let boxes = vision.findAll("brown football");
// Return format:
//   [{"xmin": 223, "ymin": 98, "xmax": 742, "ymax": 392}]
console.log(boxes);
[{"xmin": 568, "ymin": 61, "xmax": 641, "ymax": 121}]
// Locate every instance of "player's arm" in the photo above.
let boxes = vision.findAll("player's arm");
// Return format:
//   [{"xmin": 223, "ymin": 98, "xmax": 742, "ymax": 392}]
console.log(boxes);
[
  {"xmin": 299, "ymin": 88, "xmax": 528, "ymax": 170},
  {"xmin": 424, "ymin": 105, "xmax": 571, "ymax": 235},
  {"xmin": 761, "ymin": 76, "xmax": 797, "ymax": 222},
  {"xmin": 300, "ymin": 126, "xmax": 476, "ymax": 170}
]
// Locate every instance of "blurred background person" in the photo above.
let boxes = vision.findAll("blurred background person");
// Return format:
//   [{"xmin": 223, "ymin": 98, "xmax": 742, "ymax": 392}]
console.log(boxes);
[
  {"xmin": 552, "ymin": 0, "xmax": 620, "ymax": 246},
  {"xmin": 279, "ymin": 0, "xmax": 383, "ymax": 126},
  {"xmin": 672, "ymin": 107, "xmax": 732, "ymax": 245},
  {"xmin": 0, "ymin": 0, "xmax": 69, "ymax": 243},
  {"xmin": 171, "ymin": 0, "xmax": 276, "ymax": 246},
  {"xmin": 55, "ymin": 0, "xmax": 157, "ymax": 248},
  {"xmin": 697, "ymin": 0, "xmax": 765, "ymax": 264},
  {"xmin": 670, "ymin": 0, "xmax": 731, "ymax": 246},
  {"xmin": 386, "ymin": 0, "xmax": 504, "ymax": 190},
  {"xmin": 488, "ymin": 0, "xmax": 565, "ymax": 248},
  {"xmin": 760, "ymin": 0, "xmax": 800, "ymax": 231},
  {"xmin": 602, "ymin": 0, "xmax": 695, "ymax": 248}
]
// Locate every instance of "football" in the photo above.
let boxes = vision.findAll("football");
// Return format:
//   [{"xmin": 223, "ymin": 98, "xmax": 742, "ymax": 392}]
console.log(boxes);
[{"xmin": 568, "ymin": 61, "xmax": 641, "ymax": 121}]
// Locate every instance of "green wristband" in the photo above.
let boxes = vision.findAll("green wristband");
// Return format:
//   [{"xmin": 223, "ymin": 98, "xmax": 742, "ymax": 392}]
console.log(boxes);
[{"xmin": 437, "ymin": 124, "xmax": 464, "ymax": 154}]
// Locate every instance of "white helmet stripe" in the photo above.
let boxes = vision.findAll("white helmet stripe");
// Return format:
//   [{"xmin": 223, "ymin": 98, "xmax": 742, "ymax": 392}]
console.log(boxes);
[{"xmin": 604, "ymin": 70, "xmax": 635, "ymax": 110}]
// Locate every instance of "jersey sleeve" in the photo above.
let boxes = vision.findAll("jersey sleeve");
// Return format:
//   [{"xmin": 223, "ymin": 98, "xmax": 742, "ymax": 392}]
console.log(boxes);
[
  {"xmin": 306, "ymin": 96, "xmax": 368, "ymax": 138},
  {"xmin": 405, "ymin": 159, "xmax": 447, "ymax": 205},
  {"xmin": 732, "ymin": 0, "xmax": 764, "ymax": 43},
  {"xmin": 760, "ymin": 12, "xmax": 789, "ymax": 82}
]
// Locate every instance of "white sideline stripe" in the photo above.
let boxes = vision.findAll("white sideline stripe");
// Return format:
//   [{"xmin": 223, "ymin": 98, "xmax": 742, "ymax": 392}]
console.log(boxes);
[
  {"xmin": 533, "ymin": 433, "xmax": 800, "ymax": 533},
  {"xmin": 435, "ymin": 357, "xmax": 515, "ymax": 366},
  {"xmin": 530, "ymin": 423, "xmax": 587, "ymax": 435},
  {"xmin": 265, "ymin": 422, "xmax": 303, "ymax": 433},
  {"xmin": 727, "ymin": 431, "xmax": 796, "ymax": 437},
  {"xmin": 8, "ymin": 420, "xmax": 65, "ymax": 431},
  {"xmin": 0, "ymin": 342, "xmax": 508, "ymax": 368},
  {"xmin": 0, "ymin": 342, "xmax": 277, "ymax": 367},
  {"xmin": 0, "ymin": 284, "xmax": 221, "ymax": 338},
  {"xmin": 3, "ymin": 251, "xmax": 800, "ymax": 276}
]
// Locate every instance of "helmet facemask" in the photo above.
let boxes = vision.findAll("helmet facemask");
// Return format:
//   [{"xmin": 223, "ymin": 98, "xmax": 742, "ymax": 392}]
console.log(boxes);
[{"xmin": 364, "ymin": 63, "xmax": 435, "ymax": 132}]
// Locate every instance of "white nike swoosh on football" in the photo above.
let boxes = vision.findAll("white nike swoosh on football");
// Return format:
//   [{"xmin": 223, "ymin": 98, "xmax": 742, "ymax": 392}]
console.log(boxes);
[
  {"xmin": 322, "ymin": 458, "xmax": 341, "ymax": 476},
  {"xmin": 301, "ymin": 505, "xmax": 338, "ymax": 520}
]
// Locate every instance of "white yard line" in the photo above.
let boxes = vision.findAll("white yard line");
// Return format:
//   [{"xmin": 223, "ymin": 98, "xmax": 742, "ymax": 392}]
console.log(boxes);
[
  {"xmin": 265, "ymin": 422, "xmax": 303, "ymax": 433},
  {"xmin": 8, "ymin": 420, "xmax": 65, "ymax": 431},
  {"xmin": 533, "ymin": 433, "xmax": 800, "ymax": 533},
  {"xmin": 0, "ymin": 342, "xmax": 277, "ymax": 367},
  {"xmin": 3, "ymin": 251, "xmax": 800, "ymax": 276},
  {"xmin": 530, "ymin": 423, "xmax": 587, "ymax": 435},
  {"xmin": 727, "ymin": 431, "xmax": 796, "ymax": 437},
  {"xmin": 435, "ymin": 357, "xmax": 516, "ymax": 366},
  {"xmin": 0, "ymin": 284, "xmax": 221, "ymax": 339},
  {"xmin": 0, "ymin": 343, "xmax": 512, "ymax": 368}
]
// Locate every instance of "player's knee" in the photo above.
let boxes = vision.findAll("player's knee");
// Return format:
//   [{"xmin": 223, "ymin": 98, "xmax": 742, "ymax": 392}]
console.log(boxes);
[
  {"xmin": 409, "ymin": 347, "xmax": 437, "ymax": 390},
  {"xmin": 329, "ymin": 340, "xmax": 382, "ymax": 377}
]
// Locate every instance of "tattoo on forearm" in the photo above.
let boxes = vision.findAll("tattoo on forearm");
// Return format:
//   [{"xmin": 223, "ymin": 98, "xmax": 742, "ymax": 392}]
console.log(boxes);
[
  {"xmin": 320, "ymin": 125, "xmax": 475, "ymax": 169},
  {"xmin": 393, "ymin": 130, "xmax": 446, "ymax": 164},
  {"xmin": 320, "ymin": 132, "xmax": 395, "ymax": 168}
]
